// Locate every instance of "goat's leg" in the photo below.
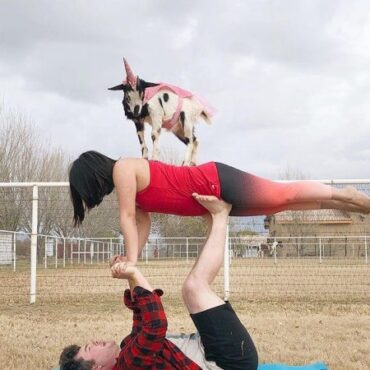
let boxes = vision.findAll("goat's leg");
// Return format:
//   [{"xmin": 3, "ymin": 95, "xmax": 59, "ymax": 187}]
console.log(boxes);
[
  {"xmin": 181, "ymin": 113, "xmax": 194, "ymax": 166},
  {"xmin": 189, "ymin": 133, "xmax": 199, "ymax": 166},
  {"xmin": 172, "ymin": 127, "xmax": 189, "ymax": 145},
  {"xmin": 134, "ymin": 120, "xmax": 148, "ymax": 159},
  {"xmin": 174, "ymin": 131, "xmax": 199, "ymax": 166},
  {"xmin": 150, "ymin": 117, "xmax": 162, "ymax": 160}
]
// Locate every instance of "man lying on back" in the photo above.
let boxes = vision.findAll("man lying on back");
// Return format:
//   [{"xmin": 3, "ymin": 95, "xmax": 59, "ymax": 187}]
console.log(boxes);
[{"xmin": 59, "ymin": 194, "xmax": 258, "ymax": 370}]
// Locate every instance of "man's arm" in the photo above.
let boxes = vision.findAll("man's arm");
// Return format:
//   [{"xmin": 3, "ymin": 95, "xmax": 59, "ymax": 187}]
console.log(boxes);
[
  {"xmin": 111, "ymin": 263, "xmax": 153, "ymax": 293},
  {"xmin": 112, "ymin": 264, "xmax": 167, "ymax": 369}
]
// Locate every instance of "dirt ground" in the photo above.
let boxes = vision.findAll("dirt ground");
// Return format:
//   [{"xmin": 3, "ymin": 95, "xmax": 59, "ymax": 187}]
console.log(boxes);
[{"xmin": 0, "ymin": 259, "xmax": 369, "ymax": 369}]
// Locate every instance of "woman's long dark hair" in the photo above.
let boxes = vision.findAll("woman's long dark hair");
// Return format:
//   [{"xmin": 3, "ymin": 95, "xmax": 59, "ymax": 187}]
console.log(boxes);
[{"xmin": 69, "ymin": 151, "xmax": 117, "ymax": 226}]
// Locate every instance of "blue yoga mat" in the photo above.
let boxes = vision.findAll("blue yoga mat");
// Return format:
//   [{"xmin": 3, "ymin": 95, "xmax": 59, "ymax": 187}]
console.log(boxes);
[
  {"xmin": 53, "ymin": 361, "xmax": 327, "ymax": 370},
  {"xmin": 258, "ymin": 362, "xmax": 327, "ymax": 370}
]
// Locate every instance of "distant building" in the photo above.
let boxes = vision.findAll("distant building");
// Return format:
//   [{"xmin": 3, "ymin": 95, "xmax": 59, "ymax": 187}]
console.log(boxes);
[
  {"xmin": 264, "ymin": 210, "xmax": 370, "ymax": 258},
  {"xmin": 265, "ymin": 210, "xmax": 370, "ymax": 237}
]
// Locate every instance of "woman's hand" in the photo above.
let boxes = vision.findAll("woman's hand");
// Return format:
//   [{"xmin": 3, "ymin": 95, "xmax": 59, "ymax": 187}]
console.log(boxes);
[
  {"xmin": 109, "ymin": 254, "xmax": 137, "ymax": 268},
  {"xmin": 109, "ymin": 254, "xmax": 127, "ymax": 267},
  {"xmin": 111, "ymin": 262, "xmax": 138, "ymax": 280}
]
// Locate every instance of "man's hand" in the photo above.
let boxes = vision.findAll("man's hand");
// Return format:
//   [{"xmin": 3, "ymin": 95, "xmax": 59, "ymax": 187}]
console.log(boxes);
[{"xmin": 111, "ymin": 262, "xmax": 138, "ymax": 280}]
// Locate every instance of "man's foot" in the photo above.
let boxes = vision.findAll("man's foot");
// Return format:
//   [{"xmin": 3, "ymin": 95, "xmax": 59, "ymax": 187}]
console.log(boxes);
[{"xmin": 192, "ymin": 193, "xmax": 232, "ymax": 216}]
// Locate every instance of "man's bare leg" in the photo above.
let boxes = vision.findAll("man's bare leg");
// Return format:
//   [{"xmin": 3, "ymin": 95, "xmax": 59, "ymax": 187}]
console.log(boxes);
[{"xmin": 182, "ymin": 194, "xmax": 231, "ymax": 314}]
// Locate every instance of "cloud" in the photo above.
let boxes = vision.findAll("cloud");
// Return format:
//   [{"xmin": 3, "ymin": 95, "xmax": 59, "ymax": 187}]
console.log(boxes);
[{"xmin": 1, "ymin": 0, "xmax": 370, "ymax": 179}]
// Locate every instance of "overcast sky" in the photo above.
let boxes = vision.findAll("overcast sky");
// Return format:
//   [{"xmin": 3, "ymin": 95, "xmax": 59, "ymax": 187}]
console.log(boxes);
[{"xmin": 1, "ymin": 0, "xmax": 370, "ymax": 179}]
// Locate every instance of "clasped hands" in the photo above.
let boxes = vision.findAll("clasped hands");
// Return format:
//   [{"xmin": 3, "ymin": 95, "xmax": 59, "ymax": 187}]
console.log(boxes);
[{"xmin": 109, "ymin": 255, "xmax": 137, "ymax": 279}]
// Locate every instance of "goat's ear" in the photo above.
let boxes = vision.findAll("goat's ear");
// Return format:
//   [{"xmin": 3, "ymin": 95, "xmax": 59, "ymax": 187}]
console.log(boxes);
[
  {"xmin": 136, "ymin": 77, "xmax": 143, "ymax": 90},
  {"xmin": 108, "ymin": 84, "xmax": 125, "ymax": 91},
  {"xmin": 139, "ymin": 78, "xmax": 159, "ymax": 90}
]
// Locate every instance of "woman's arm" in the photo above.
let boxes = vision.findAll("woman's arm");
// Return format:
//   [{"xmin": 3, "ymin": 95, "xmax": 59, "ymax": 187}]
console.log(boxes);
[
  {"xmin": 114, "ymin": 159, "xmax": 140, "ymax": 263},
  {"xmin": 136, "ymin": 207, "xmax": 151, "ymax": 256}
]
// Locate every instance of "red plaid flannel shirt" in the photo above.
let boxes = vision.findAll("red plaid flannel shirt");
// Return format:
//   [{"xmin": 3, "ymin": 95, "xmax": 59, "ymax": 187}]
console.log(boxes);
[{"xmin": 112, "ymin": 286, "xmax": 202, "ymax": 370}]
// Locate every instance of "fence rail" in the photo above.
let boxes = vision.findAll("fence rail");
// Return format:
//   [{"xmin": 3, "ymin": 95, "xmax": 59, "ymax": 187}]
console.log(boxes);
[
  {"xmin": 0, "ymin": 229, "xmax": 369, "ymax": 304},
  {"xmin": 1, "ymin": 179, "xmax": 370, "ymax": 304}
]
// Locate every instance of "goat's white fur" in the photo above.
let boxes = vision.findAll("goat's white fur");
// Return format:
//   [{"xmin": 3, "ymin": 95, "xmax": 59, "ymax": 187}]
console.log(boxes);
[{"xmin": 127, "ymin": 88, "xmax": 211, "ymax": 165}]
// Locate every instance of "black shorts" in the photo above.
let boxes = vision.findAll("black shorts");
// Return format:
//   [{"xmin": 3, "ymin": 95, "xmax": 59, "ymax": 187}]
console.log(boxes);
[{"xmin": 190, "ymin": 302, "xmax": 258, "ymax": 370}]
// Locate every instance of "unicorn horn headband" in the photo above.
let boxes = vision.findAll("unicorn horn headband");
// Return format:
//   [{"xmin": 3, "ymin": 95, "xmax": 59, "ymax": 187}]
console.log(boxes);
[{"xmin": 123, "ymin": 58, "xmax": 137, "ymax": 87}]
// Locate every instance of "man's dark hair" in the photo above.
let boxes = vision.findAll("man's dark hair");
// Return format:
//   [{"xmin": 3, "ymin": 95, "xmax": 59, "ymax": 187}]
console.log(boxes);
[{"xmin": 59, "ymin": 344, "xmax": 95, "ymax": 370}]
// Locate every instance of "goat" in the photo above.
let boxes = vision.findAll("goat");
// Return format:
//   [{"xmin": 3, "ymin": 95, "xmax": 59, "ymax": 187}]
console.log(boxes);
[{"xmin": 109, "ymin": 58, "xmax": 215, "ymax": 165}]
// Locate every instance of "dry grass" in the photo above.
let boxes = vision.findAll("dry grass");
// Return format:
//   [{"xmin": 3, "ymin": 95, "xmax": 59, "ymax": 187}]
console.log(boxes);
[{"xmin": 0, "ymin": 259, "xmax": 369, "ymax": 369}]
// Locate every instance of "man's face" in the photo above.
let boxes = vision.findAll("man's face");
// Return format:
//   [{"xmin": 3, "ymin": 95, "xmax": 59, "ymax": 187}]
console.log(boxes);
[{"xmin": 76, "ymin": 340, "xmax": 119, "ymax": 370}]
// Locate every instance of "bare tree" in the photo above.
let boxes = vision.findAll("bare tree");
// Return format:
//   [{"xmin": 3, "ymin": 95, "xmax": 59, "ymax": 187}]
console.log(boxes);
[{"xmin": 0, "ymin": 104, "xmax": 73, "ymax": 234}]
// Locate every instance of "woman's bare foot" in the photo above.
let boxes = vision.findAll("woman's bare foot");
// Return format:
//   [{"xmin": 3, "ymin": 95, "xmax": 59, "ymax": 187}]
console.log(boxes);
[{"xmin": 192, "ymin": 193, "xmax": 232, "ymax": 216}]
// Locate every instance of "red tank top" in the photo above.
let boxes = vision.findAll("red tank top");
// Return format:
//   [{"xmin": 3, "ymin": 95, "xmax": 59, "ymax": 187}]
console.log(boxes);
[{"xmin": 136, "ymin": 161, "xmax": 221, "ymax": 216}]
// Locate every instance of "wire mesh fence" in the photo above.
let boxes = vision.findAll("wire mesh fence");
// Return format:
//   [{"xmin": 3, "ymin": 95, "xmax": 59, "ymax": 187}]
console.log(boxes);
[
  {"xmin": 0, "ymin": 230, "xmax": 369, "ymax": 304},
  {"xmin": 0, "ymin": 180, "xmax": 369, "ymax": 304}
]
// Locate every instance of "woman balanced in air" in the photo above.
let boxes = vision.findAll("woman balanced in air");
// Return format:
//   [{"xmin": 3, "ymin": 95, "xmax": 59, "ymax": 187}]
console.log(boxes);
[{"xmin": 69, "ymin": 151, "xmax": 370, "ymax": 263}]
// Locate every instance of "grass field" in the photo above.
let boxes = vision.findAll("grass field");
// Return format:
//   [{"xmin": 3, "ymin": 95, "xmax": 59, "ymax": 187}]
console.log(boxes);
[{"xmin": 0, "ymin": 258, "xmax": 369, "ymax": 369}]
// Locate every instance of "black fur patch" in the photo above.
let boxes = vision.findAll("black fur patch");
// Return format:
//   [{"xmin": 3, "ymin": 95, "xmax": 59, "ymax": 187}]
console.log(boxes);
[
  {"xmin": 158, "ymin": 97, "xmax": 163, "ymax": 108},
  {"xmin": 137, "ymin": 133, "xmax": 143, "ymax": 144},
  {"xmin": 123, "ymin": 100, "xmax": 134, "ymax": 119},
  {"xmin": 175, "ymin": 134, "xmax": 188, "ymax": 145},
  {"xmin": 134, "ymin": 120, "xmax": 144, "ymax": 132},
  {"xmin": 180, "ymin": 111, "xmax": 186, "ymax": 128},
  {"xmin": 137, "ymin": 78, "xmax": 159, "ymax": 94},
  {"xmin": 183, "ymin": 137, "xmax": 190, "ymax": 145},
  {"xmin": 140, "ymin": 103, "xmax": 149, "ymax": 119},
  {"xmin": 163, "ymin": 93, "xmax": 169, "ymax": 102},
  {"xmin": 151, "ymin": 134, "xmax": 156, "ymax": 142},
  {"xmin": 124, "ymin": 84, "xmax": 133, "ymax": 92}
]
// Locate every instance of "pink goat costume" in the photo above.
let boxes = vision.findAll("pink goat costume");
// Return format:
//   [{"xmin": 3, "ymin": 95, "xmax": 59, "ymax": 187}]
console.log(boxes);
[{"xmin": 143, "ymin": 83, "xmax": 216, "ymax": 131}]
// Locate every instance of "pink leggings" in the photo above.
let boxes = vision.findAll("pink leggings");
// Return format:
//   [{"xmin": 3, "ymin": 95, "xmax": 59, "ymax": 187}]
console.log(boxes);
[{"xmin": 215, "ymin": 162, "xmax": 332, "ymax": 216}]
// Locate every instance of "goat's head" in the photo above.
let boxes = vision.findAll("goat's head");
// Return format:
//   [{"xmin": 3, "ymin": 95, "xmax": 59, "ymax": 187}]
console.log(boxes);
[{"xmin": 108, "ymin": 58, "xmax": 157, "ymax": 119}]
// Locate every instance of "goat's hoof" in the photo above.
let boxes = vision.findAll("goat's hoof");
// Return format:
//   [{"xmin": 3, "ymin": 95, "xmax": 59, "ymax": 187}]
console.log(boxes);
[{"xmin": 189, "ymin": 161, "xmax": 197, "ymax": 166}]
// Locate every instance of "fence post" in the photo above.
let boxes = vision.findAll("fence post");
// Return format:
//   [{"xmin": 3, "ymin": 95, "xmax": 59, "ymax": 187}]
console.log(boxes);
[
  {"xmin": 78, "ymin": 239, "xmax": 81, "ymax": 264},
  {"xmin": 319, "ymin": 237, "xmax": 322, "ymax": 264},
  {"xmin": 90, "ymin": 242, "xmax": 93, "ymax": 264},
  {"xmin": 84, "ymin": 239, "xmax": 87, "ymax": 264},
  {"xmin": 30, "ymin": 185, "xmax": 38, "ymax": 304},
  {"xmin": 145, "ymin": 242, "xmax": 148, "ymax": 264},
  {"xmin": 63, "ymin": 237, "xmax": 66, "ymax": 268},
  {"xmin": 55, "ymin": 238, "xmax": 58, "ymax": 269},
  {"xmin": 13, "ymin": 232, "xmax": 16, "ymax": 272},
  {"xmin": 274, "ymin": 237, "xmax": 277, "ymax": 264},
  {"xmin": 186, "ymin": 238, "xmax": 189, "ymax": 263},
  {"xmin": 102, "ymin": 242, "xmax": 105, "ymax": 264},
  {"xmin": 365, "ymin": 235, "xmax": 368, "ymax": 264},
  {"xmin": 44, "ymin": 236, "xmax": 47, "ymax": 269},
  {"xmin": 224, "ymin": 220, "xmax": 230, "ymax": 302}
]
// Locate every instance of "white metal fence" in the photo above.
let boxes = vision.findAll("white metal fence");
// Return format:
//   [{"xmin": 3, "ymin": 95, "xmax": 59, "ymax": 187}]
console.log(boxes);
[
  {"xmin": 0, "ymin": 229, "xmax": 369, "ymax": 304},
  {"xmin": 0, "ymin": 180, "xmax": 369, "ymax": 304}
]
